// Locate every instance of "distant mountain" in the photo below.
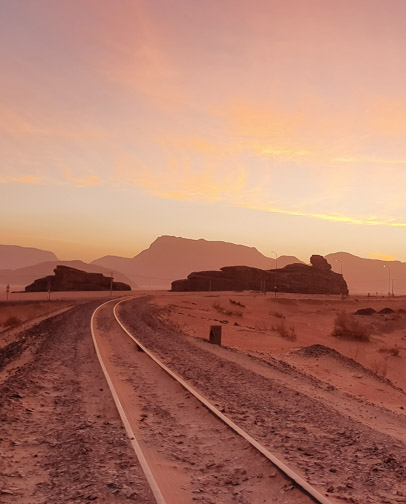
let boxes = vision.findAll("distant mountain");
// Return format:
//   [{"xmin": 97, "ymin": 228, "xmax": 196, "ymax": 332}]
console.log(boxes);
[
  {"xmin": 0, "ymin": 244, "xmax": 58, "ymax": 270},
  {"xmin": 92, "ymin": 235, "xmax": 303, "ymax": 288},
  {"xmin": 326, "ymin": 252, "xmax": 406, "ymax": 295},
  {"xmin": 0, "ymin": 260, "xmax": 136, "ymax": 291}
]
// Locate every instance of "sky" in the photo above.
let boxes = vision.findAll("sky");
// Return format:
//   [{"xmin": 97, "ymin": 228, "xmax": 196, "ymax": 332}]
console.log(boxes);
[{"xmin": 1, "ymin": 0, "xmax": 406, "ymax": 263}]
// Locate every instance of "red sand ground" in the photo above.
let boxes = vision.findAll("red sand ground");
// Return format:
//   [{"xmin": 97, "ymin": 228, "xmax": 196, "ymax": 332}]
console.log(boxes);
[{"xmin": 1, "ymin": 291, "xmax": 405, "ymax": 503}]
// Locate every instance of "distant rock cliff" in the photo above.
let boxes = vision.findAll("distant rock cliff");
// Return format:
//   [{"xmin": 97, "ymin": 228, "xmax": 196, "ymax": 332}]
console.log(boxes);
[
  {"xmin": 171, "ymin": 255, "xmax": 349, "ymax": 295},
  {"xmin": 25, "ymin": 265, "xmax": 131, "ymax": 292},
  {"xmin": 92, "ymin": 235, "xmax": 303, "ymax": 289},
  {"xmin": 0, "ymin": 244, "xmax": 58, "ymax": 270}
]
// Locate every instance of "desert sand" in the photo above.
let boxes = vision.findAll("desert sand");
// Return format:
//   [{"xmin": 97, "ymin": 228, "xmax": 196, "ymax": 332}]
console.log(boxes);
[
  {"xmin": 1, "ymin": 291, "xmax": 405, "ymax": 503},
  {"xmin": 152, "ymin": 292, "xmax": 406, "ymax": 402}
]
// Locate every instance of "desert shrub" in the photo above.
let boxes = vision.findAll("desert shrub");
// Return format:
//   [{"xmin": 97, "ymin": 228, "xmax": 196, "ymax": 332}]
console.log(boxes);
[
  {"xmin": 270, "ymin": 311, "xmax": 286, "ymax": 319},
  {"xmin": 3, "ymin": 316, "xmax": 21, "ymax": 327},
  {"xmin": 371, "ymin": 357, "xmax": 388, "ymax": 377},
  {"xmin": 272, "ymin": 322, "xmax": 297, "ymax": 341},
  {"xmin": 254, "ymin": 322, "xmax": 270, "ymax": 331},
  {"xmin": 212, "ymin": 302, "xmax": 242, "ymax": 317},
  {"xmin": 378, "ymin": 346, "xmax": 400, "ymax": 357},
  {"xmin": 229, "ymin": 299, "xmax": 246, "ymax": 308},
  {"xmin": 332, "ymin": 312, "xmax": 370, "ymax": 341}
]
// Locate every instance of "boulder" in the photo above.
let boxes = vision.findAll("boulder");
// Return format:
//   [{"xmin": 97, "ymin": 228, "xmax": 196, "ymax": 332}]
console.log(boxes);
[
  {"xmin": 310, "ymin": 255, "xmax": 332, "ymax": 271},
  {"xmin": 25, "ymin": 265, "xmax": 131, "ymax": 292},
  {"xmin": 171, "ymin": 257, "xmax": 348, "ymax": 295},
  {"xmin": 379, "ymin": 307, "xmax": 395, "ymax": 314},
  {"xmin": 355, "ymin": 308, "xmax": 377, "ymax": 316}
]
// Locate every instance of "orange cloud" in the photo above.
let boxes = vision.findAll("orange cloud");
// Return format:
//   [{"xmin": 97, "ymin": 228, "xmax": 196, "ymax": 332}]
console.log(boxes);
[
  {"xmin": 368, "ymin": 98, "xmax": 406, "ymax": 136},
  {"xmin": 368, "ymin": 252, "xmax": 396, "ymax": 261},
  {"xmin": 114, "ymin": 154, "xmax": 406, "ymax": 228},
  {"xmin": 0, "ymin": 175, "xmax": 44, "ymax": 185}
]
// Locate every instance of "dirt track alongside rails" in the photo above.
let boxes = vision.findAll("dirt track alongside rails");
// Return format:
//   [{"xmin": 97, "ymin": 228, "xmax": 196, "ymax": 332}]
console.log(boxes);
[
  {"xmin": 94, "ymin": 300, "xmax": 318, "ymax": 504},
  {"xmin": 0, "ymin": 301, "xmax": 155, "ymax": 504},
  {"xmin": 118, "ymin": 297, "xmax": 406, "ymax": 504}
]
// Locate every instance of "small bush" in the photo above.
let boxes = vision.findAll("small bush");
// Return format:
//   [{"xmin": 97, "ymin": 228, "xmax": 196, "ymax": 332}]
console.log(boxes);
[
  {"xmin": 270, "ymin": 311, "xmax": 286, "ymax": 319},
  {"xmin": 332, "ymin": 312, "xmax": 370, "ymax": 341},
  {"xmin": 229, "ymin": 299, "xmax": 246, "ymax": 308},
  {"xmin": 3, "ymin": 316, "xmax": 21, "ymax": 327},
  {"xmin": 371, "ymin": 357, "xmax": 388, "ymax": 377},
  {"xmin": 212, "ymin": 302, "xmax": 242, "ymax": 317},
  {"xmin": 272, "ymin": 322, "xmax": 297, "ymax": 341},
  {"xmin": 378, "ymin": 347, "xmax": 400, "ymax": 357}
]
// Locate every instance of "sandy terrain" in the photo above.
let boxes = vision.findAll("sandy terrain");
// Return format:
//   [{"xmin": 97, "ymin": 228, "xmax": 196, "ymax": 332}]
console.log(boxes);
[
  {"xmin": 0, "ymin": 299, "xmax": 155, "ymax": 503},
  {"xmin": 1, "ymin": 290, "xmax": 405, "ymax": 503},
  {"xmin": 93, "ymin": 300, "xmax": 317, "ymax": 504},
  {"xmin": 152, "ymin": 292, "xmax": 406, "ymax": 399},
  {"xmin": 119, "ymin": 293, "xmax": 406, "ymax": 503}
]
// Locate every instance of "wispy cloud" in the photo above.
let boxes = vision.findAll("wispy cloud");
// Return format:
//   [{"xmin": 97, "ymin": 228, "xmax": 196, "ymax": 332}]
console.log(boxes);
[
  {"xmin": 114, "ymin": 152, "xmax": 406, "ymax": 228},
  {"xmin": 0, "ymin": 175, "xmax": 44, "ymax": 185},
  {"xmin": 333, "ymin": 156, "xmax": 406, "ymax": 165}
]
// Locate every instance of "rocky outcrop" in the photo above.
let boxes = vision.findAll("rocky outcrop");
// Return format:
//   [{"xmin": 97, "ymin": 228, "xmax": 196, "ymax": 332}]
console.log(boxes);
[
  {"xmin": 25, "ymin": 265, "xmax": 131, "ymax": 292},
  {"xmin": 171, "ymin": 255, "xmax": 349, "ymax": 295}
]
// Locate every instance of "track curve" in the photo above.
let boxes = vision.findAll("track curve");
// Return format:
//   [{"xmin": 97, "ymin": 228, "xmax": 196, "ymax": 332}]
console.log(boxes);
[
  {"xmin": 111, "ymin": 297, "xmax": 334, "ymax": 504},
  {"xmin": 91, "ymin": 298, "xmax": 167, "ymax": 504}
]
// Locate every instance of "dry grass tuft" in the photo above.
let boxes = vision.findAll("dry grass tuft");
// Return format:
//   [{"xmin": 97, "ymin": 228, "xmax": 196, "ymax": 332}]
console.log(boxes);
[
  {"xmin": 378, "ymin": 346, "xmax": 400, "ymax": 357},
  {"xmin": 229, "ymin": 299, "xmax": 246, "ymax": 308},
  {"xmin": 332, "ymin": 312, "xmax": 370, "ymax": 341},
  {"xmin": 3, "ymin": 315, "xmax": 21, "ymax": 328},
  {"xmin": 212, "ymin": 302, "xmax": 243, "ymax": 317},
  {"xmin": 371, "ymin": 357, "xmax": 388, "ymax": 377},
  {"xmin": 272, "ymin": 322, "xmax": 297, "ymax": 341}
]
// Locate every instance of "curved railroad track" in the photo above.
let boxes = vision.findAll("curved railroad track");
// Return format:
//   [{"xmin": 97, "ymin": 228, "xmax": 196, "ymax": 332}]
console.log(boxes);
[{"xmin": 91, "ymin": 297, "xmax": 335, "ymax": 504}]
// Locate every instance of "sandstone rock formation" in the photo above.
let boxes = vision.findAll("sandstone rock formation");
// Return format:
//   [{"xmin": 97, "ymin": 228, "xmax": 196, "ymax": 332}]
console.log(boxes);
[
  {"xmin": 171, "ymin": 255, "xmax": 349, "ymax": 295},
  {"xmin": 25, "ymin": 265, "xmax": 131, "ymax": 292}
]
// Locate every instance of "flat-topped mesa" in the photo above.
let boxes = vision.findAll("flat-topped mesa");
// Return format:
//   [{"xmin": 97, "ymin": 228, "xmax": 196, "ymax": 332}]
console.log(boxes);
[
  {"xmin": 25, "ymin": 265, "xmax": 131, "ymax": 292},
  {"xmin": 171, "ymin": 255, "xmax": 349, "ymax": 295}
]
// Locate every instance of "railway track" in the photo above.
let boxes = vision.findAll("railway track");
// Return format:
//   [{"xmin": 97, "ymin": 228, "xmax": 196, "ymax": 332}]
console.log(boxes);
[{"xmin": 91, "ymin": 298, "xmax": 335, "ymax": 504}]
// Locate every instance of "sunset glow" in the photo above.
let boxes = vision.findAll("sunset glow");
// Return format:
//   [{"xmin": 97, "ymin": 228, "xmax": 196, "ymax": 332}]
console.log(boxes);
[{"xmin": 1, "ymin": 0, "xmax": 406, "ymax": 261}]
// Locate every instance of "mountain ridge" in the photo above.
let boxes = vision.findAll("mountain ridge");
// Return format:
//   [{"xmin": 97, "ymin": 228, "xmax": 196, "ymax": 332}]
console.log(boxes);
[
  {"xmin": 0, "ymin": 244, "xmax": 58, "ymax": 270},
  {"xmin": 2, "ymin": 239, "xmax": 406, "ymax": 294},
  {"xmin": 92, "ymin": 235, "xmax": 302, "ymax": 288}
]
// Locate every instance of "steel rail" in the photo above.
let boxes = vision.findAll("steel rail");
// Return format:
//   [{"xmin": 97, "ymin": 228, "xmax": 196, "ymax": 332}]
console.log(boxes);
[
  {"xmin": 114, "ymin": 298, "xmax": 335, "ymax": 504},
  {"xmin": 90, "ymin": 298, "xmax": 167, "ymax": 504}
]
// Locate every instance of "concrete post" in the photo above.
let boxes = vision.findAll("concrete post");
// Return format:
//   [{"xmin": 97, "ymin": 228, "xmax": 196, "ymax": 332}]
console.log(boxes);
[{"xmin": 209, "ymin": 325, "xmax": 222, "ymax": 346}]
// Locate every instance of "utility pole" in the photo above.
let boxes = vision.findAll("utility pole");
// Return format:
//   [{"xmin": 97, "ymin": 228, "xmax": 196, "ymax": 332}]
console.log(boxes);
[
  {"xmin": 384, "ymin": 265, "xmax": 391, "ymax": 298},
  {"xmin": 271, "ymin": 251, "xmax": 278, "ymax": 271},
  {"xmin": 271, "ymin": 251, "xmax": 278, "ymax": 298},
  {"xmin": 6, "ymin": 284, "xmax": 10, "ymax": 301},
  {"xmin": 110, "ymin": 272, "xmax": 114, "ymax": 298}
]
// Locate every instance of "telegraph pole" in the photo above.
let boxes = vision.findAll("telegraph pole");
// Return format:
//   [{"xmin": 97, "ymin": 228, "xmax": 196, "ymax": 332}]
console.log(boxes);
[
  {"xmin": 271, "ymin": 251, "xmax": 278, "ymax": 297},
  {"xmin": 110, "ymin": 272, "xmax": 114, "ymax": 298},
  {"xmin": 271, "ymin": 251, "xmax": 278, "ymax": 271},
  {"xmin": 384, "ymin": 265, "xmax": 391, "ymax": 298}
]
